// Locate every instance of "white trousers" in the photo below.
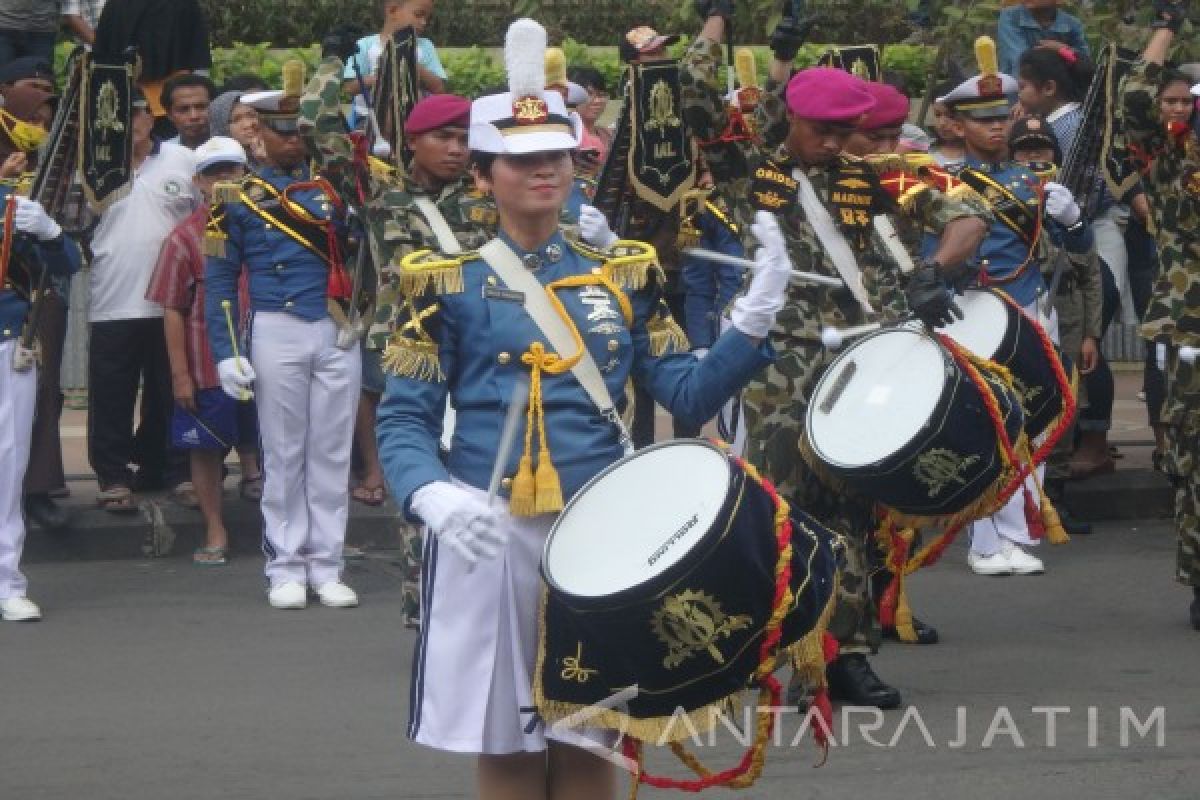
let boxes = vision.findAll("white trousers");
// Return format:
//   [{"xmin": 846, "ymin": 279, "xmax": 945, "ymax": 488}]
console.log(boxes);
[
  {"xmin": 970, "ymin": 302, "xmax": 1057, "ymax": 556},
  {"xmin": 0, "ymin": 341, "xmax": 36, "ymax": 599},
  {"xmin": 251, "ymin": 313, "xmax": 360, "ymax": 587}
]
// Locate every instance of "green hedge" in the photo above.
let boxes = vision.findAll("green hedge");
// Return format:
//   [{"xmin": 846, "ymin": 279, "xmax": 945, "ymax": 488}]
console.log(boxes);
[{"xmin": 198, "ymin": 40, "xmax": 937, "ymax": 99}]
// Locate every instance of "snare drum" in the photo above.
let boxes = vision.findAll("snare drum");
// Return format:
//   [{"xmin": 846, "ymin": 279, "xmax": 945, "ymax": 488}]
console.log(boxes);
[
  {"xmin": 940, "ymin": 288, "xmax": 1064, "ymax": 439},
  {"xmin": 536, "ymin": 439, "xmax": 841, "ymax": 736},
  {"xmin": 805, "ymin": 327, "xmax": 1024, "ymax": 519}
]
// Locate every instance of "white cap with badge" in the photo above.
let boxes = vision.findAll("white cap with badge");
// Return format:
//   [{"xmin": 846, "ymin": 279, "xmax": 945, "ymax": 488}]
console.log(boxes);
[
  {"xmin": 194, "ymin": 136, "xmax": 248, "ymax": 174},
  {"xmin": 469, "ymin": 19, "xmax": 583, "ymax": 155}
]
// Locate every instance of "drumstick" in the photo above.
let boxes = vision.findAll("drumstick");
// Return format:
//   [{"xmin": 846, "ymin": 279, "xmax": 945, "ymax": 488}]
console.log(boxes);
[
  {"xmin": 486, "ymin": 376, "xmax": 531, "ymax": 508},
  {"xmin": 681, "ymin": 247, "xmax": 845, "ymax": 288},
  {"xmin": 221, "ymin": 300, "xmax": 253, "ymax": 402},
  {"xmin": 820, "ymin": 323, "xmax": 882, "ymax": 350}
]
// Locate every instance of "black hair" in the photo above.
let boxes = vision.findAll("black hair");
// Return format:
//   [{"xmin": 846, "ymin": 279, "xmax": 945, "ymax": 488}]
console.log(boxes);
[
  {"xmin": 161, "ymin": 73, "xmax": 217, "ymax": 111},
  {"xmin": 1160, "ymin": 67, "xmax": 1193, "ymax": 93},
  {"xmin": 1017, "ymin": 47, "xmax": 1094, "ymax": 103},
  {"xmin": 221, "ymin": 74, "xmax": 269, "ymax": 93},
  {"xmin": 567, "ymin": 66, "xmax": 606, "ymax": 95},
  {"xmin": 470, "ymin": 151, "xmax": 496, "ymax": 178}
]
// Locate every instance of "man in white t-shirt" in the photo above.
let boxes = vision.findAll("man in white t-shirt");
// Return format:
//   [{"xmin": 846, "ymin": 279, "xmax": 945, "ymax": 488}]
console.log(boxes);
[{"xmin": 88, "ymin": 91, "xmax": 198, "ymax": 511}]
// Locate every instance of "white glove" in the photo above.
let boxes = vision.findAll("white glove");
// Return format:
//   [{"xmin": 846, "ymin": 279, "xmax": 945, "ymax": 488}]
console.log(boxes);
[
  {"xmin": 13, "ymin": 197, "xmax": 62, "ymax": 241},
  {"xmin": 217, "ymin": 357, "xmax": 256, "ymax": 400},
  {"xmin": 578, "ymin": 204, "xmax": 618, "ymax": 250},
  {"xmin": 730, "ymin": 211, "xmax": 791, "ymax": 338},
  {"xmin": 692, "ymin": 347, "xmax": 709, "ymax": 360},
  {"xmin": 1044, "ymin": 182, "xmax": 1081, "ymax": 227},
  {"xmin": 410, "ymin": 481, "xmax": 507, "ymax": 567}
]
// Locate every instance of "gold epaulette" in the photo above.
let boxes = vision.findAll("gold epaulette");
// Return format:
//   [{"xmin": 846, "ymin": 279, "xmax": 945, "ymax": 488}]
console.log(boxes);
[
  {"xmin": 646, "ymin": 310, "xmax": 690, "ymax": 357},
  {"xmin": 203, "ymin": 197, "xmax": 231, "ymax": 258},
  {"xmin": 599, "ymin": 240, "xmax": 662, "ymax": 291},
  {"xmin": 397, "ymin": 248, "xmax": 472, "ymax": 296},
  {"xmin": 382, "ymin": 334, "xmax": 444, "ymax": 382}
]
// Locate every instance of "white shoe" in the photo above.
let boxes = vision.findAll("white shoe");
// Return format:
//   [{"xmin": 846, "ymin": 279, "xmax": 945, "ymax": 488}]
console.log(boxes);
[
  {"xmin": 1, "ymin": 596, "xmax": 42, "ymax": 622},
  {"xmin": 314, "ymin": 581, "xmax": 359, "ymax": 608},
  {"xmin": 268, "ymin": 582, "xmax": 307, "ymax": 610},
  {"xmin": 968, "ymin": 551, "xmax": 1013, "ymax": 576},
  {"xmin": 1002, "ymin": 541, "xmax": 1045, "ymax": 575}
]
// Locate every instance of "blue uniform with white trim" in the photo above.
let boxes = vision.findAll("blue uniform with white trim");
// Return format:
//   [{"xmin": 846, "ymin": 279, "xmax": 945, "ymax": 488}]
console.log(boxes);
[{"xmin": 0, "ymin": 184, "xmax": 81, "ymax": 341}]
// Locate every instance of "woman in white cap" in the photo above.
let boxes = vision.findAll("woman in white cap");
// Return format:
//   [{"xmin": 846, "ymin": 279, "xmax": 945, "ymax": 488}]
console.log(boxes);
[{"xmin": 376, "ymin": 18, "xmax": 792, "ymax": 798}]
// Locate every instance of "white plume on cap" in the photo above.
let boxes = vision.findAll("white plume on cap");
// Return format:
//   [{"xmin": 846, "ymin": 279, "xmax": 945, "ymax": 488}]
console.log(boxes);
[{"xmin": 505, "ymin": 18, "xmax": 547, "ymax": 99}]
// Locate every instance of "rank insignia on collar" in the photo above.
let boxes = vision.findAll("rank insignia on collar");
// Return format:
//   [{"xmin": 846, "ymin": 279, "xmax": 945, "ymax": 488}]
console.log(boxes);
[
  {"xmin": 545, "ymin": 242, "xmax": 563, "ymax": 263},
  {"xmin": 513, "ymin": 96, "xmax": 549, "ymax": 125}
]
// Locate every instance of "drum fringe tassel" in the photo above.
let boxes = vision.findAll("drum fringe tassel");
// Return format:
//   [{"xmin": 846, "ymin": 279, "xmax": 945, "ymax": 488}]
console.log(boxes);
[
  {"xmin": 535, "ymin": 458, "xmax": 837, "ymax": 796},
  {"xmin": 875, "ymin": 333, "xmax": 1076, "ymax": 636}
]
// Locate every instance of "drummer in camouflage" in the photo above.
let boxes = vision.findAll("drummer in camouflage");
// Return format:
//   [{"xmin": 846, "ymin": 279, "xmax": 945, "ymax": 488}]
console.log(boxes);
[
  {"xmin": 1119, "ymin": 0, "xmax": 1200, "ymax": 631},
  {"xmin": 682, "ymin": 0, "xmax": 989, "ymax": 708}
]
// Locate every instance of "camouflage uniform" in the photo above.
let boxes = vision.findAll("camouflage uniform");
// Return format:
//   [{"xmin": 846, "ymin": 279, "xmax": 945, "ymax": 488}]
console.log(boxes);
[
  {"xmin": 681, "ymin": 36, "xmax": 989, "ymax": 654},
  {"xmin": 299, "ymin": 56, "xmax": 494, "ymax": 625},
  {"xmin": 1120, "ymin": 59, "xmax": 1200, "ymax": 588},
  {"xmin": 299, "ymin": 56, "xmax": 496, "ymax": 353}
]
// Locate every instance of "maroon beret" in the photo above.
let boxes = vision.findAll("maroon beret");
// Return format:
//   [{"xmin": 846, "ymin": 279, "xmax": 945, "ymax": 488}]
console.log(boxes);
[
  {"xmin": 785, "ymin": 67, "xmax": 876, "ymax": 123},
  {"xmin": 404, "ymin": 94, "xmax": 471, "ymax": 135},
  {"xmin": 859, "ymin": 82, "xmax": 910, "ymax": 131}
]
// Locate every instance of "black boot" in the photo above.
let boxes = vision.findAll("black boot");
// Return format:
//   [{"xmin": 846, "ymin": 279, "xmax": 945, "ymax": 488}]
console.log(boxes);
[
  {"xmin": 1191, "ymin": 588, "xmax": 1200, "ymax": 632},
  {"xmin": 883, "ymin": 616, "xmax": 939, "ymax": 645},
  {"xmin": 827, "ymin": 654, "xmax": 902, "ymax": 709},
  {"xmin": 24, "ymin": 493, "xmax": 69, "ymax": 531},
  {"xmin": 1045, "ymin": 480, "xmax": 1092, "ymax": 535}
]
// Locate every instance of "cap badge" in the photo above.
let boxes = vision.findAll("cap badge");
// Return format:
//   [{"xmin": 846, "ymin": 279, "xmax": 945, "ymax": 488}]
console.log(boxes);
[{"xmin": 513, "ymin": 95, "xmax": 549, "ymax": 126}]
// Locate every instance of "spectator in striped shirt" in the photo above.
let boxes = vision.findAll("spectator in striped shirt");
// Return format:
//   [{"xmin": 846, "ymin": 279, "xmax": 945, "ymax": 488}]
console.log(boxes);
[{"xmin": 145, "ymin": 137, "xmax": 261, "ymax": 566}]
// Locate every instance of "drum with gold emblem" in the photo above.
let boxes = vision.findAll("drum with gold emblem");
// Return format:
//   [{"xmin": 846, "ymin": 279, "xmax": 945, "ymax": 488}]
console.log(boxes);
[
  {"xmin": 805, "ymin": 325, "xmax": 1026, "ymax": 520},
  {"xmin": 534, "ymin": 439, "xmax": 841, "ymax": 739}
]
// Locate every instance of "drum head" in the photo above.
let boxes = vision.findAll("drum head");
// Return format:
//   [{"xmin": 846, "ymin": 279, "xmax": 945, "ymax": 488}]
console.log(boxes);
[
  {"xmin": 543, "ymin": 440, "xmax": 731, "ymax": 598},
  {"xmin": 807, "ymin": 329, "xmax": 947, "ymax": 468},
  {"xmin": 940, "ymin": 289, "xmax": 1008, "ymax": 360}
]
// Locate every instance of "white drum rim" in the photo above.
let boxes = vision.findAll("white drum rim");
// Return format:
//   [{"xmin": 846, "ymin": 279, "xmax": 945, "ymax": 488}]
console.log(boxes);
[
  {"xmin": 806, "ymin": 328, "xmax": 949, "ymax": 469},
  {"xmin": 939, "ymin": 288, "xmax": 1009, "ymax": 360},
  {"xmin": 542, "ymin": 438, "xmax": 733, "ymax": 599}
]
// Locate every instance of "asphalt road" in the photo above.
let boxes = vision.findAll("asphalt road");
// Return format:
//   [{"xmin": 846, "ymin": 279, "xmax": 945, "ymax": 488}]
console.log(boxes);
[{"xmin": 2, "ymin": 520, "xmax": 1196, "ymax": 799}]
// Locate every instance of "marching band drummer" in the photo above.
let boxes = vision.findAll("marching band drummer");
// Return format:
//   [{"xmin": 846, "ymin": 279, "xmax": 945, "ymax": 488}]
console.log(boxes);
[
  {"xmin": 204, "ymin": 64, "xmax": 361, "ymax": 611},
  {"xmin": 0, "ymin": 87, "xmax": 82, "ymax": 621},
  {"xmin": 680, "ymin": 3, "xmax": 989, "ymax": 709},
  {"xmin": 938, "ymin": 38, "xmax": 1095, "ymax": 576},
  {"xmin": 376, "ymin": 18, "xmax": 787, "ymax": 799}
]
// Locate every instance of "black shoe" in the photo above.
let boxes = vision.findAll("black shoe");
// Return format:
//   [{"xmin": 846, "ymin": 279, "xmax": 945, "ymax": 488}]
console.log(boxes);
[
  {"xmin": 827, "ymin": 654, "xmax": 902, "ymax": 709},
  {"xmin": 883, "ymin": 616, "xmax": 939, "ymax": 645},
  {"xmin": 24, "ymin": 493, "xmax": 69, "ymax": 531}
]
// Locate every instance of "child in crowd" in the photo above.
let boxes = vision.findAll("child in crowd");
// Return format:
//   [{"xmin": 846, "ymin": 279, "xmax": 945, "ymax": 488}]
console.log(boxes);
[
  {"xmin": 343, "ymin": 0, "xmax": 447, "ymax": 128},
  {"xmin": 145, "ymin": 137, "xmax": 262, "ymax": 566}
]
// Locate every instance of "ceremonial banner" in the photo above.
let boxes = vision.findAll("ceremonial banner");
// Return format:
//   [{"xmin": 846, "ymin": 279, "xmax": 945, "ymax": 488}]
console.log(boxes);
[
  {"xmin": 626, "ymin": 60, "xmax": 696, "ymax": 213},
  {"xmin": 374, "ymin": 25, "xmax": 420, "ymax": 167},
  {"xmin": 818, "ymin": 45, "xmax": 882, "ymax": 82},
  {"xmin": 78, "ymin": 51, "xmax": 136, "ymax": 210}
]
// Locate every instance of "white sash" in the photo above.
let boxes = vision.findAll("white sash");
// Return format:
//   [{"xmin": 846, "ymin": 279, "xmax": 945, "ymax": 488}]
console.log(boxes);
[
  {"xmin": 793, "ymin": 168, "xmax": 874, "ymax": 313},
  {"xmin": 413, "ymin": 195, "xmax": 463, "ymax": 254},
  {"xmin": 478, "ymin": 238, "xmax": 633, "ymax": 454}
]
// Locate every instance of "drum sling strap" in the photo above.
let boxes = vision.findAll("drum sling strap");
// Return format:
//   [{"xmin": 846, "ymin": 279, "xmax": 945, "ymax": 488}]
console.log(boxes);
[
  {"xmin": 479, "ymin": 238, "xmax": 634, "ymax": 456},
  {"xmin": 412, "ymin": 195, "xmax": 463, "ymax": 254}
]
